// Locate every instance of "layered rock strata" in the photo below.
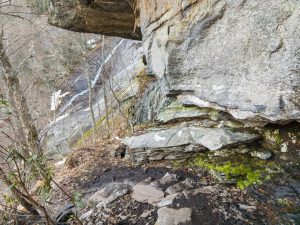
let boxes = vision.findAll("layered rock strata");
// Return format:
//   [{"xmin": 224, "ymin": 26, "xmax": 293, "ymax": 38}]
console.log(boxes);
[{"xmin": 48, "ymin": 0, "xmax": 300, "ymax": 163}]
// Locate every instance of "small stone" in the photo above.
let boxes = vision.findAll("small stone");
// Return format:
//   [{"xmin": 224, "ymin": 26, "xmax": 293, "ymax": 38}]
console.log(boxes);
[
  {"xmin": 182, "ymin": 190, "xmax": 192, "ymax": 198},
  {"xmin": 102, "ymin": 213, "xmax": 110, "ymax": 219},
  {"xmin": 250, "ymin": 150, "xmax": 272, "ymax": 160},
  {"xmin": 239, "ymin": 204, "xmax": 257, "ymax": 213},
  {"xmin": 212, "ymin": 208, "xmax": 218, "ymax": 213},
  {"xmin": 217, "ymin": 122, "xmax": 224, "ymax": 128},
  {"xmin": 88, "ymin": 182, "xmax": 131, "ymax": 207},
  {"xmin": 102, "ymin": 168, "xmax": 110, "ymax": 172},
  {"xmin": 131, "ymin": 183, "xmax": 164, "ymax": 205},
  {"xmin": 108, "ymin": 217, "xmax": 117, "ymax": 224},
  {"xmin": 142, "ymin": 177, "xmax": 153, "ymax": 184},
  {"xmin": 165, "ymin": 178, "xmax": 195, "ymax": 195},
  {"xmin": 192, "ymin": 186, "xmax": 219, "ymax": 195},
  {"xmin": 80, "ymin": 209, "xmax": 93, "ymax": 220},
  {"xmin": 281, "ymin": 143, "xmax": 288, "ymax": 152},
  {"xmin": 157, "ymin": 194, "xmax": 179, "ymax": 207},
  {"xmin": 220, "ymin": 190, "xmax": 229, "ymax": 198},
  {"xmin": 165, "ymin": 183, "xmax": 184, "ymax": 195},
  {"xmin": 140, "ymin": 210, "xmax": 154, "ymax": 218},
  {"xmin": 181, "ymin": 178, "xmax": 195, "ymax": 188},
  {"xmin": 280, "ymin": 155, "xmax": 288, "ymax": 160},
  {"xmin": 155, "ymin": 207, "xmax": 192, "ymax": 225},
  {"xmin": 151, "ymin": 173, "xmax": 178, "ymax": 187},
  {"xmin": 119, "ymin": 215, "xmax": 128, "ymax": 220}
]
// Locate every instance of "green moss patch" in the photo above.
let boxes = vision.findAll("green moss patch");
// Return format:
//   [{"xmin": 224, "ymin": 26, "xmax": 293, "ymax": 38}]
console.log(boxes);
[{"xmin": 189, "ymin": 153, "xmax": 277, "ymax": 189}]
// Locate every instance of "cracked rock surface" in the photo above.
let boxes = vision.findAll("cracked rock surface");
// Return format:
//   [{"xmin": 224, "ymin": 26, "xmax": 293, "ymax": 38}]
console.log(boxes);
[
  {"xmin": 124, "ymin": 127, "xmax": 259, "ymax": 164},
  {"xmin": 138, "ymin": 0, "xmax": 300, "ymax": 123}
]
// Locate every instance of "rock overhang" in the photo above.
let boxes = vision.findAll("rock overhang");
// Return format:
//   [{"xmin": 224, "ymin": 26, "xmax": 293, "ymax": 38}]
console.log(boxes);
[
  {"xmin": 48, "ymin": 0, "xmax": 142, "ymax": 40},
  {"xmin": 48, "ymin": 0, "xmax": 300, "ymax": 125}
]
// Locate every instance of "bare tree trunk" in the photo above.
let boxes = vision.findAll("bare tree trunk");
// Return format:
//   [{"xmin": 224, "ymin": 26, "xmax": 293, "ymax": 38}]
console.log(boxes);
[
  {"xmin": 100, "ymin": 36, "xmax": 110, "ymax": 138},
  {"xmin": 103, "ymin": 80, "xmax": 110, "ymax": 138},
  {"xmin": 85, "ymin": 69, "xmax": 96, "ymax": 145},
  {"xmin": 110, "ymin": 98, "xmax": 114, "ymax": 136},
  {"xmin": 0, "ymin": 31, "xmax": 41, "ymax": 155},
  {"xmin": 95, "ymin": 88, "xmax": 101, "ymax": 125},
  {"xmin": 0, "ymin": 84, "xmax": 27, "ymax": 147}
]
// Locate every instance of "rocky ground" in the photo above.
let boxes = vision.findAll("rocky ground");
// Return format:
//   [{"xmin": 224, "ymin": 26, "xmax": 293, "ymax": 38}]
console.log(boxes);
[{"xmin": 49, "ymin": 136, "xmax": 300, "ymax": 225}]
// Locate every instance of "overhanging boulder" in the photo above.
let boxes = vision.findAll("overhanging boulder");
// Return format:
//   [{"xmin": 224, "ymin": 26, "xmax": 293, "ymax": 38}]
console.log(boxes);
[{"xmin": 48, "ymin": 0, "xmax": 141, "ymax": 40}]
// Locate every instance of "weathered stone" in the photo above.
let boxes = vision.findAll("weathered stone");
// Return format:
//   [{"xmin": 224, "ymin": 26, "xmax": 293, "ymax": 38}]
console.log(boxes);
[
  {"xmin": 87, "ymin": 183, "xmax": 131, "ymax": 207},
  {"xmin": 137, "ymin": 0, "xmax": 300, "ymax": 124},
  {"xmin": 124, "ymin": 127, "xmax": 259, "ymax": 151},
  {"xmin": 250, "ymin": 150, "xmax": 272, "ymax": 160},
  {"xmin": 157, "ymin": 194, "xmax": 179, "ymax": 208},
  {"xmin": 239, "ymin": 204, "xmax": 257, "ymax": 213},
  {"xmin": 131, "ymin": 183, "xmax": 164, "ymax": 205},
  {"xmin": 165, "ymin": 178, "xmax": 196, "ymax": 195},
  {"xmin": 155, "ymin": 207, "xmax": 192, "ymax": 225},
  {"xmin": 181, "ymin": 178, "xmax": 196, "ymax": 188},
  {"xmin": 133, "ymin": 82, "xmax": 165, "ymax": 125},
  {"xmin": 48, "ymin": 0, "xmax": 141, "ymax": 39},
  {"xmin": 140, "ymin": 209, "xmax": 154, "ymax": 218},
  {"xmin": 281, "ymin": 143, "xmax": 289, "ymax": 152},
  {"xmin": 192, "ymin": 186, "xmax": 220, "ymax": 195},
  {"xmin": 150, "ymin": 173, "xmax": 178, "ymax": 187},
  {"xmin": 125, "ymin": 127, "xmax": 259, "ymax": 165},
  {"xmin": 130, "ymin": 144, "xmax": 204, "ymax": 166},
  {"xmin": 156, "ymin": 100, "xmax": 209, "ymax": 123},
  {"xmin": 96, "ymin": 188, "xmax": 130, "ymax": 208}
]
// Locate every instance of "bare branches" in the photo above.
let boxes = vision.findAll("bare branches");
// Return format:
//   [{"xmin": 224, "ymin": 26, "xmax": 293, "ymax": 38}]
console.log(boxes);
[
  {"xmin": 0, "ymin": 126, "xmax": 83, "ymax": 224},
  {"xmin": 0, "ymin": 0, "xmax": 36, "ymax": 26}
]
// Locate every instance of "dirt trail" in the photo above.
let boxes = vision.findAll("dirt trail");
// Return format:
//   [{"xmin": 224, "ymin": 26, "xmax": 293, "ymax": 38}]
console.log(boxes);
[{"xmin": 49, "ymin": 138, "xmax": 300, "ymax": 225}]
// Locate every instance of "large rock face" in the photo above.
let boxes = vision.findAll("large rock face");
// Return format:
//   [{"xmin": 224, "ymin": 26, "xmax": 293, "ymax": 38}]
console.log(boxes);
[
  {"xmin": 137, "ymin": 0, "xmax": 300, "ymax": 124},
  {"xmin": 47, "ymin": 0, "xmax": 300, "ymax": 162},
  {"xmin": 49, "ymin": 0, "xmax": 300, "ymax": 124},
  {"xmin": 48, "ymin": 0, "xmax": 141, "ymax": 40}
]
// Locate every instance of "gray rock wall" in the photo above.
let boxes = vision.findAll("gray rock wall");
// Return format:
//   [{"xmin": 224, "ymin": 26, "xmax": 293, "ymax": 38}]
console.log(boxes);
[
  {"xmin": 138, "ymin": 0, "xmax": 300, "ymax": 124},
  {"xmin": 47, "ymin": 0, "xmax": 300, "ymax": 163},
  {"xmin": 48, "ymin": 0, "xmax": 300, "ymax": 124}
]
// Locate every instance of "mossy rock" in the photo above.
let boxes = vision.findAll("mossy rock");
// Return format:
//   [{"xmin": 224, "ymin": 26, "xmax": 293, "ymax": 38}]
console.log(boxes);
[{"xmin": 186, "ymin": 152, "xmax": 280, "ymax": 189}]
